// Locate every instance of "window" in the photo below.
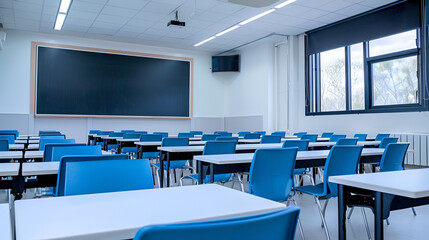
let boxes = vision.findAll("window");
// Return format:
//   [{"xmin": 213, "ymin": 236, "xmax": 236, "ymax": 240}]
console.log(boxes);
[
  {"xmin": 369, "ymin": 30, "xmax": 417, "ymax": 57},
  {"xmin": 320, "ymin": 47, "xmax": 346, "ymax": 111},
  {"xmin": 350, "ymin": 43, "xmax": 364, "ymax": 110}
]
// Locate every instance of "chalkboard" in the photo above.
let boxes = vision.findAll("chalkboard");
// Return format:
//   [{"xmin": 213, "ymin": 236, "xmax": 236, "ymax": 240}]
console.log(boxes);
[{"xmin": 35, "ymin": 45, "xmax": 191, "ymax": 117}]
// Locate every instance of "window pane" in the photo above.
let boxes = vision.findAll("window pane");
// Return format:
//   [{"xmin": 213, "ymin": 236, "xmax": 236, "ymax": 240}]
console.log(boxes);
[
  {"xmin": 350, "ymin": 43, "xmax": 365, "ymax": 110},
  {"xmin": 320, "ymin": 47, "xmax": 346, "ymax": 111},
  {"xmin": 372, "ymin": 55, "xmax": 418, "ymax": 106},
  {"xmin": 369, "ymin": 30, "xmax": 417, "ymax": 57}
]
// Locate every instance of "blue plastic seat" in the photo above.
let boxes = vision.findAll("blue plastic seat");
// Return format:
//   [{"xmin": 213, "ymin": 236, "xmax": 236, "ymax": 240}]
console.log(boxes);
[
  {"xmin": 293, "ymin": 132, "xmax": 307, "ymax": 138},
  {"xmin": 0, "ymin": 130, "xmax": 19, "ymax": 139},
  {"xmin": 301, "ymin": 134, "xmax": 318, "ymax": 142},
  {"xmin": 244, "ymin": 133, "xmax": 260, "ymax": 139},
  {"xmin": 121, "ymin": 133, "xmax": 143, "ymax": 154},
  {"xmin": 238, "ymin": 131, "xmax": 251, "ymax": 137},
  {"xmin": 271, "ymin": 131, "xmax": 286, "ymax": 138},
  {"xmin": 217, "ymin": 132, "xmax": 232, "ymax": 137},
  {"xmin": 39, "ymin": 131, "xmax": 62, "ymax": 136},
  {"xmin": 190, "ymin": 131, "xmax": 203, "ymax": 135},
  {"xmin": 178, "ymin": 132, "xmax": 194, "ymax": 138},
  {"xmin": 329, "ymin": 134, "xmax": 347, "ymax": 142},
  {"xmin": 0, "ymin": 135, "xmax": 15, "ymax": 144},
  {"xmin": 260, "ymin": 135, "xmax": 281, "ymax": 143},
  {"xmin": 135, "ymin": 131, "xmax": 148, "ymax": 135},
  {"xmin": 106, "ymin": 132, "xmax": 125, "ymax": 150},
  {"xmin": 39, "ymin": 139, "xmax": 76, "ymax": 151},
  {"xmin": 296, "ymin": 145, "xmax": 363, "ymax": 240},
  {"xmin": 51, "ymin": 145, "xmax": 102, "ymax": 162},
  {"xmin": 201, "ymin": 134, "xmax": 220, "ymax": 141},
  {"xmin": 375, "ymin": 134, "xmax": 390, "ymax": 141},
  {"xmin": 139, "ymin": 134, "xmax": 163, "ymax": 159},
  {"xmin": 40, "ymin": 135, "xmax": 66, "ymax": 140},
  {"xmin": 215, "ymin": 137, "xmax": 238, "ymax": 143},
  {"xmin": 254, "ymin": 131, "xmax": 266, "ymax": 136},
  {"xmin": 321, "ymin": 132, "xmax": 334, "ymax": 138},
  {"xmin": 121, "ymin": 130, "xmax": 135, "ymax": 133},
  {"xmin": 43, "ymin": 143, "xmax": 86, "ymax": 162},
  {"xmin": 153, "ymin": 132, "xmax": 168, "ymax": 138},
  {"xmin": 89, "ymin": 130, "xmax": 100, "ymax": 134},
  {"xmin": 337, "ymin": 138, "xmax": 358, "ymax": 145},
  {"xmin": 0, "ymin": 139, "xmax": 9, "ymax": 151},
  {"xmin": 283, "ymin": 140, "xmax": 313, "ymax": 185},
  {"xmin": 354, "ymin": 134, "xmax": 367, "ymax": 141},
  {"xmin": 59, "ymin": 158, "xmax": 153, "ymax": 196},
  {"xmin": 379, "ymin": 137, "xmax": 398, "ymax": 148},
  {"xmin": 133, "ymin": 206, "xmax": 300, "ymax": 240}
]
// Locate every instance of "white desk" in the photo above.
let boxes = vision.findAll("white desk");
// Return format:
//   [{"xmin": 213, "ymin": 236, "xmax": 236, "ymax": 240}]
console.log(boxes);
[
  {"xmin": 9, "ymin": 144, "xmax": 39, "ymax": 150},
  {"xmin": 23, "ymin": 151, "xmax": 43, "ymax": 159},
  {"xmin": 15, "ymin": 139, "xmax": 39, "ymax": 144},
  {"xmin": 0, "ymin": 163, "xmax": 20, "ymax": 177},
  {"xmin": 135, "ymin": 141, "xmax": 206, "ymax": 146},
  {"xmin": 0, "ymin": 203, "xmax": 12, "ymax": 240},
  {"xmin": 0, "ymin": 151, "xmax": 22, "ymax": 160},
  {"xmin": 22, "ymin": 162, "xmax": 59, "ymax": 176},
  {"xmin": 15, "ymin": 184, "xmax": 285, "ymax": 240}
]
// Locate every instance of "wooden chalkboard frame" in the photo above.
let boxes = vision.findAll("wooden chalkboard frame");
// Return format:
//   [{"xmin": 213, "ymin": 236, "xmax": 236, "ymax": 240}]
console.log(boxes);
[{"xmin": 30, "ymin": 42, "xmax": 193, "ymax": 119}]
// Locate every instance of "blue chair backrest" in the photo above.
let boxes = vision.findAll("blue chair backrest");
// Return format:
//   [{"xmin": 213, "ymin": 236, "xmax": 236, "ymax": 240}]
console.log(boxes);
[
  {"xmin": 244, "ymin": 133, "xmax": 260, "ymax": 139},
  {"xmin": 135, "ymin": 131, "xmax": 148, "ymax": 135},
  {"xmin": 201, "ymin": 134, "xmax": 220, "ymax": 141},
  {"xmin": 375, "ymin": 134, "xmax": 390, "ymax": 141},
  {"xmin": 109, "ymin": 132, "xmax": 125, "ymax": 137},
  {"xmin": 140, "ymin": 134, "xmax": 163, "ymax": 142},
  {"xmin": 39, "ymin": 131, "xmax": 62, "ymax": 136},
  {"xmin": 215, "ymin": 137, "xmax": 238, "ymax": 143},
  {"xmin": 0, "ymin": 139, "xmax": 9, "ymax": 151},
  {"xmin": 203, "ymin": 141, "xmax": 236, "ymax": 155},
  {"xmin": 323, "ymin": 146, "xmax": 363, "ymax": 198},
  {"xmin": 124, "ymin": 133, "xmax": 142, "ymax": 139},
  {"xmin": 336, "ymin": 138, "xmax": 358, "ymax": 146},
  {"xmin": 190, "ymin": 131, "xmax": 203, "ymax": 135},
  {"xmin": 51, "ymin": 145, "xmax": 102, "ymax": 162},
  {"xmin": 56, "ymin": 154, "xmax": 130, "ymax": 196},
  {"xmin": 282, "ymin": 140, "xmax": 309, "ymax": 151},
  {"xmin": 121, "ymin": 130, "xmax": 135, "ymax": 133},
  {"xmin": 0, "ymin": 131, "xmax": 18, "ymax": 139},
  {"xmin": 89, "ymin": 130, "xmax": 99, "ymax": 134},
  {"xmin": 133, "ymin": 206, "xmax": 300, "ymax": 240},
  {"xmin": 0, "ymin": 135, "xmax": 15, "ymax": 144},
  {"xmin": 260, "ymin": 135, "xmax": 281, "ymax": 144},
  {"xmin": 293, "ymin": 132, "xmax": 307, "ymax": 138},
  {"xmin": 39, "ymin": 139, "xmax": 75, "ymax": 151},
  {"xmin": 380, "ymin": 143, "xmax": 409, "ymax": 172},
  {"xmin": 61, "ymin": 158, "xmax": 153, "ymax": 196},
  {"xmin": 254, "ymin": 131, "xmax": 266, "ymax": 136},
  {"xmin": 178, "ymin": 132, "xmax": 194, "ymax": 138},
  {"xmin": 161, "ymin": 137, "xmax": 189, "ymax": 147},
  {"xmin": 214, "ymin": 131, "xmax": 227, "ymax": 135},
  {"xmin": 321, "ymin": 132, "xmax": 334, "ymax": 138},
  {"xmin": 329, "ymin": 134, "xmax": 347, "ymax": 142},
  {"xmin": 216, "ymin": 132, "xmax": 232, "ymax": 137},
  {"xmin": 153, "ymin": 132, "xmax": 168, "ymax": 138},
  {"xmin": 43, "ymin": 143, "xmax": 86, "ymax": 162},
  {"xmin": 238, "ymin": 131, "xmax": 251, "ymax": 137},
  {"xmin": 354, "ymin": 134, "xmax": 367, "ymax": 141},
  {"xmin": 271, "ymin": 131, "xmax": 286, "ymax": 138},
  {"xmin": 379, "ymin": 137, "xmax": 398, "ymax": 148},
  {"xmin": 97, "ymin": 131, "xmax": 113, "ymax": 136},
  {"xmin": 249, "ymin": 148, "xmax": 298, "ymax": 202},
  {"xmin": 40, "ymin": 135, "xmax": 66, "ymax": 140},
  {"xmin": 301, "ymin": 134, "xmax": 318, "ymax": 142}
]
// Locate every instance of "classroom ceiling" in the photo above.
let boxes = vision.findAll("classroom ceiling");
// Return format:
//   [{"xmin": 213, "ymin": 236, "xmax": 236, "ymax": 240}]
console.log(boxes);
[{"xmin": 0, "ymin": 0, "xmax": 397, "ymax": 53}]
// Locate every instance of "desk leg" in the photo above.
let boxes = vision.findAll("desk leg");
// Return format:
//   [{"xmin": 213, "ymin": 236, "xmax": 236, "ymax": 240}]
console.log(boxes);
[
  {"xmin": 137, "ymin": 145, "xmax": 141, "ymax": 159},
  {"xmin": 87, "ymin": 136, "xmax": 90, "ymax": 145},
  {"xmin": 210, "ymin": 163, "xmax": 214, "ymax": 183},
  {"xmin": 374, "ymin": 191, "xmax": 384, "ymax": 240},
  {"xmin": 103, "ymin": 139, "xmax": 107, "ymax": 151},
  {"xmin": 166, "ymin": 153, "xmax": 171, "ymax": 187},
  {"xmin": 338, "ymin": 184, "xmax": 346, "ymax": 240},
  {"xmin": 197, "ymin": 161, "xmax": 203, "ymax": 184},
  {"xmin": 118, "ymin": 142, "xmax": 122, "ymax": 154},
  {"xmin": 160, "ymin": 152, "xmax": 165, "ymax": 188}
]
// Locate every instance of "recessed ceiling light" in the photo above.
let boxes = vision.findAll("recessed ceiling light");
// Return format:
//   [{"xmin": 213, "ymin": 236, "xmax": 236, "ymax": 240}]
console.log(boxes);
[
  {"xmin": 54, "ymin": 13, "xmax": 66, "ymax": 30},
  {"xmin": 59, "ymin": 0, "xmax": 73, "ymax": 13},
  {"xmin": 216, "ymin": 25, "xmax": 240, "ymax": 37},
  {"xmin": 239, "ymin": 9, "xmax": 276, "ymax": 25},
  {"xmin": 274, "ymin": 0, "xmax": 296, "ymax": 9},
  {"xmin": 194, "ymin": 36, "xmax": 216, "ymax": 47}
]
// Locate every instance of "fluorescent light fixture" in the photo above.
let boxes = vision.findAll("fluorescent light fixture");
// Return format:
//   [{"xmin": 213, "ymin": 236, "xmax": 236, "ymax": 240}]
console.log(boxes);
[
  {"xmin": 54, "ymin": 13, "xmax": 66, "ymax": 30},
  {"xmin": 215, "ymin": 25, "xmax": 240, "ymax": 37},
  {"xmin": 239, "ymin": 9, "xmax": 275, "ymax": 25},
  {"xmin": 274, "ymin": 0, "xmax": 296, "ymax": 9},
  {"xmin": 59, "ymin": 0, "xmax": 72, "ymax": 13},
  {"xmin": 194, "ymin": 36, "xmax": 216, "ymax": 47}
]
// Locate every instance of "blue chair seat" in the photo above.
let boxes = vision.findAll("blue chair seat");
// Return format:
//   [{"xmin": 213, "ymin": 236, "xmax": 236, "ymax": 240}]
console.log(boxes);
[
  {"xmin": 186, "ymin": 173, "xmax": 232, "ymax": 183},
  {"xmin": 107, "ymin": 144, "xmax": 118, "ymax": 150},
  {"xmin": 296, "ymin": 183, "xmax": 325, "ymax": 197},
  {"xmin": 143, "ymin": 152, "xmax": 160, "ymax": 159},
  {"xmin": 153, "ymin": 160, "xmax": 188, "ymax": 169},
  {"xmin": 293, "ymin": 168, "xmax": 306, "ymax": 175},
  {"xmin": 122, "ymin": 146, "xmax": 137, "ymax": 153}
]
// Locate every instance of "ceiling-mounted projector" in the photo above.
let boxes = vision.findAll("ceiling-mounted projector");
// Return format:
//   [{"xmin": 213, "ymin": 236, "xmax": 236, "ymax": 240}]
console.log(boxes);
[
  {"xmin": 167, "ymin": 10, "xmax": 185, "ymax": 27},
  {"xmin": 217, "ymin": 0, "xmax": 280, "ymax": 8}
]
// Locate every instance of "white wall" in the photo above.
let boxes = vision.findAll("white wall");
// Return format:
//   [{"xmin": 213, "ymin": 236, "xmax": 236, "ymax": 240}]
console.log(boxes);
[
  {"xmin": 290, "ymin": 34, "xmax": 429, "ymax": 136},
  {"xmin": 0, "ymin": 30, "xmax": 225, "ymax": 141}
]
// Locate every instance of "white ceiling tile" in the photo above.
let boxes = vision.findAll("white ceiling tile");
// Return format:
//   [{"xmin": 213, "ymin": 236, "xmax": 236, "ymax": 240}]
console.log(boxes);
[
  {"xmin": 2, "ymin": 22, "xmax": 15, "ymax": 28},
  {"xmin": 315, "ymin": 12, "xmax": 347, "ymax": 24},
  {"xmin": 78, "ymin": 0, "xmax": 109, "ymax": 4},
  {"xmin": 13, "ymin": 1, "xmax": 43, "ymax": 12},
  {"xmin": 95, "ymin": 14, "xmax": 129, "ymax": 25},
  {"xmin": 65, "ymin": 18, "xmax": 94, "ymax": 27},
  {"xmin": 295, "ymin": 19, "xmax": 325, "ymax": 30},
  {"xmin": 107, "ymin": 0, "xmax": 148, "ymax": 10},
  {"xmin": 0, "ymin": 8, "xmax": 14, "ymax": 17},
  {"xmin": 115, "ymin": 30, "xmax": 140, "ymax": 37},
  {"xmin": 14, "ymin": 10, "xmax": 42, "ymax": 21},
  {"xmin": 70, "ymin": 1, "xmax": 105, "ymax": 13},
  {"xmin": 42, "ymin": 5, "xmax": 58, "ymax": 15},
  {"xmin": 133, "ymin": 11, "xmax": 165, "ymax": 22},
  {"xmin": 299, "ymin": 9, "xmax": 330, "ymax": 20},
  {"xmin": 15, "ymin": 17, "xmax": 40, "ymax": 27},
  {"xmin": 15, "ymin": 24, "xmax": 39, "ymax": 31},
  {"xmin": 87, "ymin": 26, "xmax": 117, "ymax": 35},
  {"xmin": 125, "ymin": 18, "xmax": 156, "ymax": 28},
  {"xmin": 142, "ymin": 2, "xmax": 178, "ymax": 15},
  {"xmin": 182, "ymin": 0, "xmax": 219, "ymax": 12},
  {"xmin": 67, "ymin": 10, "xmax": 98, "ymax": 21},
  {"xmin": 318, "ymin": 0, "xmax": 356, "ymax": 12},
  {"xmin": 62, "ymin": 24, "xmax": 90, "ymax": 32},
  {"xmin": 0, "ymin": 0, "xmax": 13, "ymax": 9},
  {"xmin": 91, "ymin": 20, "xmax": 123, "ymax": 30},
  {"xmin": 295, "ymin": 0, "xmax": 336, "ymax": 8},
  {"xmin": 335, "ymin": 3, "xmax": 372, "ymax": 17},
  {"xmin": 359, "ymin": 0, "xmax": 396, "ymax": 8},
  {"xmin": 210, "ymin": 2, "xmax": 244, "ymax": 14},
  {"xmin": 44, "ymin": 0, "xmax": 60, "ymax": 7},
  {"xmin": 0, "ymin": 15, "xmax": 14, "ymax": 23},
  {"xmin": 100, "ymin": 6, "xmax": 138, "ymax": 17},
  {"xmin": 274, "ymin": 4, "xmax": 311, "ymax": 17}
]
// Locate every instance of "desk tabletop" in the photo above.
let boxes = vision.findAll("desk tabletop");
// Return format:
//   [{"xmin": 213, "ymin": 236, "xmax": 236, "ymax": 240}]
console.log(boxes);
[
  {"xmin": 24, "ymin": 151, "xmax": 43, "ymax": 159},
  {"xmin": 100, "ymin": 136, "xmax": 123, "ymax": 140},
  {"xmin": 15, "ymin": 139, "xmax": 39, "ymax": 144},
  {"xmin": 15, "ymin": 184, "xmax": 285, "ymax": 240},
  {"xmin": 0, "ymin": 203, "xmax": 12, "ymax": 240},
  {"xmin": 9, "ymin": 144, "xmax": 39, "ymax": 150},
  {"xmin": 135, "ymin": 141, "xmax": 207, "ymax": 146},
  {"xmin": 0, "ymin": 151, "xmax": 22, "ymax": 159},
  {"xmin": 329, "ymin": 168, "xmax": 429, "ymax": 199},
  {"xmin": 0, "ymin": 163, "xmax": 20, "ymax": 176},
  {"xmin": 22, "ymin": 162, "xmax": 59, "ymax": 176},
  {"xmin": 116, "ymin": 138, "xmax": 140, "ymax": 142}
]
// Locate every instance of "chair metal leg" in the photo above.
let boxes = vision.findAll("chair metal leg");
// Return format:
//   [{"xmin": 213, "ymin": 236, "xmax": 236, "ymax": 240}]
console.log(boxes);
[
  {"xmin": 156, "ymin": 169, "xmax": 161, "ymax": 188},
  {"xmin": 361, "ymin": 208, "xmax": 372, "ymax": 240},
  {"xmin": 412, "ymin": 207, "xmax": 417, "ymax": 216},
  {"xmin": 236, "ymin": 173, "xmax": 245, "ymax": 192},
  {"xmin": 347, "ymin": 206, "xmax": 354, "ymax": 219},
  {"xmin": 321, "ymin": 199, "xmax": 329, "ymax": 228},
  {"xmin": 289, "ymin": 198, "xmax": 305, "ymax": 240},
  {"xmin": 315, "ymin": 197, "xmax": 331, "ymax": 240},
  {"xmin": 386, "ymin": 219, "xmax": 390, "ymax": 225}
]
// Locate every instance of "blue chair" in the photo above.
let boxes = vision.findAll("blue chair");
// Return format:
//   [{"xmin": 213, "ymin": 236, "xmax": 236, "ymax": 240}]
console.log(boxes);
[
  {"xmin": 39, "ymin": 131, "xmax": 63, "ymax": 136},
  {"xmin": 301, "ymin": 134, "xmax": 318, "ymax": 142},
  {"xmin": 190, "ymin": 131, "xmax": 203, "ymax": 135},
  {"xmin": 153, "ymin": 132, "xmax": 168, "ymax": 138},
  {"xmin": 0, "ymin": 135, "xmax": 15, "ymax": 144},
  {"xmin": 271, "ymin": 131, "xmax": 286, "ymax": 138},
  {"xmin": 354, "ymin": 134, "xmax": 367, "ymax": 141},
  {"xmin": 329, "ymin": 134, "xmax": 346, "ymax": 142},
  {"xmin": 293, "ymin": 132, "xmax": 307, "ymax": 138},
  {"xmin": 214, "ymin": 131, "xmax": 227, "ymax": 135},
  {"xmin": 121, "ymin": 133, "xmax": 143, "ymax": 154},
  {"xmin": 51, "ymin": 145, "xmax": 102, "ymax": 162},
  {"xmin": 0, "ymin": 130, "xmax": 19, "ymax": 139},
  {"xmin": 95, "ymin": 131, "xmax": 113, "ymax": 147},
  {"xmin": 40, "ymin": 135, "xmax": 66, "ymax": 140},
  {"xmin": 201, "ymin": 134, "xmax": 220, "ymax": 141},
  {"xmin": 248, "ymin": 147, "xmax": 304, "ymax": 238},
  {"xmin": 244, "ymin": 133, "xmax": 260, "ymax": 139},
  {"xmin": 139, "ymin": 134, "xmax": 163, "ymax": 159},
  {"xmin": 254, "ymin": 131, "xmax": 266, "ymax": 136},
  {"xmin": 375, "ymin": 134, "xmax": 390, "ymax": 141},
  {"xmin": 337, "ymin": 138, "xmax": 358, "ymax": 145},
  {"xmin": 283, "ymin": 140, "xmax": 314, "ymax": 185},
  {"xmin": 133, "ymin": 206, "xmax": 300, "ymax": 240},
  {"xmin": 106, "ymin": 132, "xmax": 125, "ymax": 150},
  {"xmin": 260, "ymin": 135, "xmax": 281, "ymax": 144},
  {"xmin": 153, "ymin": 137, "xmax": 190, "ymax": 186},
  {"xmin": 379, "ymin": 137, "xmax": 398, "ymax": 148},
  {"xmin": 180, "ymin": 141, "xmax": 243, "ymax": 191},
  {"xmin": 59, "ymin": 158, "xmax": 153, "ymax": 196},
  {"xmin": 121, "ymin": 130, "xmax": 135, "ymax": 133},
  {"xmin": 39, "ymin": 139, "xmax": 75, "ymax": 151},
  {"xmin": 216, "ymin": 137, "xmax": 238, "ymax": 143},
  {"xmin": 89, "ymin": 130, "xmax": 99, "ymax": 134},
  {"xmin": 43, "ymin": 143, "xmax": 86, "ymax": 162},
  {"xmin": 135, "ymin": 131, "xmax": 148, "ymax": 135},
  {"xmin": 296, "ymin": 145, "xmax": 363, "ymax": 240},
  {"xmin": 218, "ymin": 132, "xmax": 232, "ymax": 137},
  {"xmin": 178, "ymin": 132, "xmax": 194, "ymax": 138},
  {"xmin": 321, "ymin": 132, "xmax": 334, "ymax": 138},
  {"xmin": 238, "ymin": 131, "xmax": 251, "ymax": 137},
  {"xmin": 0, "ymin": 139, "xmax": 9, "ymax": 151}
]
